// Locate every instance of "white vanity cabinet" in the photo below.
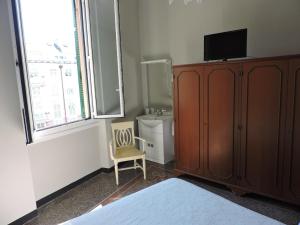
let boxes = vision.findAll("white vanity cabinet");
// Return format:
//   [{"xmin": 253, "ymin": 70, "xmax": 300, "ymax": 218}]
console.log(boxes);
[{"xmin": 137, "ymin": 115, "xmax": 174, "ymax": 164}]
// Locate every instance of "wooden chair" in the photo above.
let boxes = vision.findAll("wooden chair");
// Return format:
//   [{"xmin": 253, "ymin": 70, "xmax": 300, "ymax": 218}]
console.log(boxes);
[{"xmin": 109, "ymin": 121, "xmax": 147, "ymax": 185}]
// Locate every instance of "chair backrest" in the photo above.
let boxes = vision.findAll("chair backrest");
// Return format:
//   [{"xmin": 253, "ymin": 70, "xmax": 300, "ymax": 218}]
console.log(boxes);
[{"xmin": 111, "ymin": 121, "xmax": 135, "ymax": 149}]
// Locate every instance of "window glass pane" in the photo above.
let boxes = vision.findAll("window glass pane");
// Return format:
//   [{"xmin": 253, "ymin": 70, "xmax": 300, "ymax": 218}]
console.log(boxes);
[
  {"xmin": 89, "ymin": 0, "xmax": 124, "ymax": 116},
  {"xmin": 19, "ymin": 0, "xmax": 88, "ymax": 130}
]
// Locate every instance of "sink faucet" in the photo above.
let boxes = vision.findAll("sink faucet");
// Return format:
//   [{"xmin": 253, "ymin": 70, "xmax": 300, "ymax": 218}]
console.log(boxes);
[
  {"xmin": 156, "ymin": 108, "xmax": 167, "ymax": 116},
  {"xmin": 156, "ymin": 109, "xmax": 162, "ymax": 116}
]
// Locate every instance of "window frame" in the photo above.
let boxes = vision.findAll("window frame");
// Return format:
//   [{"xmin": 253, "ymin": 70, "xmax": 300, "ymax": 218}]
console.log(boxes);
[
  {"xmin": 11, "ymin": 0, "xmax": 125, "ymax": 144},
  {"xmin": 82, "ymin": 0, "xmax": 125, "ymax": 119}
]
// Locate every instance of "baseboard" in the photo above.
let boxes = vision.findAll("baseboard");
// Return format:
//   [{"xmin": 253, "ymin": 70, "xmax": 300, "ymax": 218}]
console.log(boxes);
[
  {"xmin": 8, "ymin": 210, "xmax": 38, "ymax": 225},
  {"xmin": 36, "ymin": 166, "xmax": 114, "ymax": 208},
  {"xmin": 101, "ymin": 167, "xmax": 115, "ymax": 173}
]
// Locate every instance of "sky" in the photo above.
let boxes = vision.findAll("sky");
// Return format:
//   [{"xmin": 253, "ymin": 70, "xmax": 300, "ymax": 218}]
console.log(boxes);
[{"xmin": 20, "ymin": 0, "xmax": 77, "ymax": 50}]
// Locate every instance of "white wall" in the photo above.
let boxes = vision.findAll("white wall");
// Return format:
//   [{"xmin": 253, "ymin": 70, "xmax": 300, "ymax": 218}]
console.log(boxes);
[
  {"xmin": 139, "ymin": 0, "xmax": 170, "ymax": 61},
  {"xmin": 0, "ymin": 1, "xmax": 37, "ymax": 224},
  {"xmin": 28, "ymin": 126, "xmax": 105, "ymax": 200},
  {"xmin": 139, "ymin": 0, "xmax": 300, "ymax": 65}
]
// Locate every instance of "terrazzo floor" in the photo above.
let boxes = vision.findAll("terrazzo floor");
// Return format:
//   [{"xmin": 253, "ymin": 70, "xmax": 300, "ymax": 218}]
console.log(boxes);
[{"xmin": 24, "ymin": 161, "xmax": 300, "ymax": 225}]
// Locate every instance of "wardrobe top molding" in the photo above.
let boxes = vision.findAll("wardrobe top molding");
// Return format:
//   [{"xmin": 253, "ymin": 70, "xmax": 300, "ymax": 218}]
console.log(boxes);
[{"xmin": 173, "ymin": 54, "xmax": 300, "ymax": 68}]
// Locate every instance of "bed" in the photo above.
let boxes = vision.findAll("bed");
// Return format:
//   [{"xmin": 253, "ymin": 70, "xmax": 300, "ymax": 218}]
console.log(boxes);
[{"xmin": 61, "ymin": 178, "xmax": 284, "ymax": 225}]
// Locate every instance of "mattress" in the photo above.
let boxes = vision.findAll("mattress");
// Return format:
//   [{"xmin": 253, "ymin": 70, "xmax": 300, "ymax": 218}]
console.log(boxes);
[{"xmin": 61, "ymin": 178, "xmax": 284, "ymax": 225}]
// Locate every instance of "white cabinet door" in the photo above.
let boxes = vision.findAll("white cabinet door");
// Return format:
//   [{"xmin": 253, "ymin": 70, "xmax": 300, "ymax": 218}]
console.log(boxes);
[{"xmin": 138, "ymin": 122, "xmax": 164, "ymax": 163}]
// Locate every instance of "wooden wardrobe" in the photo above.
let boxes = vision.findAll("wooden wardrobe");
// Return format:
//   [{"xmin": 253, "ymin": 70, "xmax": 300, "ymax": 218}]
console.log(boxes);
[{"xmin": 173, "ymin": 55, "xmax": 300, "ymax": 206}]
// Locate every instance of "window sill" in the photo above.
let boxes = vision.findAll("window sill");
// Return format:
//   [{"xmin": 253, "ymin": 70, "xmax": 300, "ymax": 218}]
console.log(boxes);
[{"xmin": 29, "ymin": 119, "xmax": 104, "ymax": 145}]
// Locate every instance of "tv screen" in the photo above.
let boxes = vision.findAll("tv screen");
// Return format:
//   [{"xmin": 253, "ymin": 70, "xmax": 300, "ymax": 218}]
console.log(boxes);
[{"xmin": 204, "ymin": 29, "xmax": 247, "ymax": 61}]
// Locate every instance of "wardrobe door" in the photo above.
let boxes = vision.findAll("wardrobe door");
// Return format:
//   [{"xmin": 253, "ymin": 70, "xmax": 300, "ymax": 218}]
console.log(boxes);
[
  {"xmin": 203, "ymin": 63, "xmax": 241, "ymax": 184},
  {"xmin": 240, "ymin": 60, "xmax": 288, "ymax": 195},
  {"xmin": 174, "ymin": 66, "xmax": 204, "ymax": 174},
  {"xmin": 283, "ymin": 58, "xmax": 300, "ymax": 204}
]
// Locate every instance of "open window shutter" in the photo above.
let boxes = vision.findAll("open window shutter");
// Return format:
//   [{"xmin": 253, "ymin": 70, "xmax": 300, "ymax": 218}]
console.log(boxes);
[{"xmin": 85, "ymin": 0, "xmax": 125, "ymax": 119}]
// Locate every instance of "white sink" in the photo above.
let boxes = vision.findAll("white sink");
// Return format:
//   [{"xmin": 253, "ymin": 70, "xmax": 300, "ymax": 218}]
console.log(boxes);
[
  {"xmin": 136, "ymin": 113, "xmax": 174, "ymax": 165},
  {"xmin": 136, "ymin": 114, "xmax": 173, "ymax": 121}
]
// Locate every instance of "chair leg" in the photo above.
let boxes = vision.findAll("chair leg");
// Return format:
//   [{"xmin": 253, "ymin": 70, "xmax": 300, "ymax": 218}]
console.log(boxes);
[
  {"xmin": 143, "ymin": 157, "xmax": 146, "ymax": 180},
  {"xmin": 114, "ymin": 162, "xmax": 119, "ymax": 185},
  {"xmin": 134, "ymin": 159, "xmax": 137, "ymax": 169}
]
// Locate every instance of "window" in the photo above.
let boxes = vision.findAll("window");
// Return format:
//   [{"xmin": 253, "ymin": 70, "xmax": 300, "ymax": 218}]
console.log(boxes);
[{"xmin": 12, "ymin": 0, "xmax": 124, "ymax": 143}]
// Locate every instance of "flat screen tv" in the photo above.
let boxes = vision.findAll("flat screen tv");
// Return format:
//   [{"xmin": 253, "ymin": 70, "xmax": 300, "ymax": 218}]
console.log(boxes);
[{"xmin": 204, "ymin": 29, "xmax": 247, "ymax": 61}]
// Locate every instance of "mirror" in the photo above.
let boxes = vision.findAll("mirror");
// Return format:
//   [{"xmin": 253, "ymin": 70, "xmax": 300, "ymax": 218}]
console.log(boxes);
[{"xmin": 141, "ymin": 59, "xmax": 173, "ymax": 109}]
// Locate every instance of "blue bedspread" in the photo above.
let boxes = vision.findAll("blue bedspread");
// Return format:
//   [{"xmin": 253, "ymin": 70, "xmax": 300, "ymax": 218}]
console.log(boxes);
[{"xmin": 61, "ymin": 178, "xmax": 284, "ymax": 225}]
